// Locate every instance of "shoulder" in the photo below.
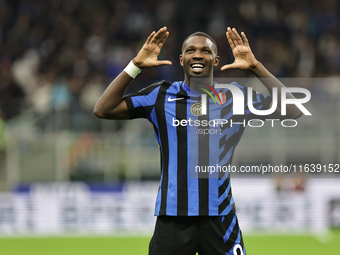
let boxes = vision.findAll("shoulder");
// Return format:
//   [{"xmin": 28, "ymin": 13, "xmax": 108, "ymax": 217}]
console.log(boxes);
[
  {"xmin": 230, "ymin": 82, "xmax": 246, "ymax": 92},
  {"xmin": 215, "ymin": 82, "xmax": 247, "ymax": 93},
  {"xmin": 136, "ymin": 80, "xmax": 172, "ymax": 95}
]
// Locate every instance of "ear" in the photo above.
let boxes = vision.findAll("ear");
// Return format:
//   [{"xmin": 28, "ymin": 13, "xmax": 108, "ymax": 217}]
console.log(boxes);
[
  {"xmin": 214, "ymin": 55, "xmax": 220, "ymax": 66},
  {"xmin": 179, "ymin": 54, "xmax": 183, "ymax": 66}
]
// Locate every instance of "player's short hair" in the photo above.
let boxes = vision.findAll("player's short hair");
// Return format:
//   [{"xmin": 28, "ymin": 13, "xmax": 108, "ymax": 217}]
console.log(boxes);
[{"xmin": 182, "ymin": 32, "xmax": 218, "ymax": 54}]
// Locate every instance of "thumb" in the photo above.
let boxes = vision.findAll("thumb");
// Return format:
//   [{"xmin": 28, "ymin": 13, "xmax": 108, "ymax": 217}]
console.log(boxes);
[
  {"xmin": 156, "ymin": 60, "xmax": 172, "ymax": 66},
  {"xmin": 221, "ymin": 63, "xmax": 237, "ymax": 71}
]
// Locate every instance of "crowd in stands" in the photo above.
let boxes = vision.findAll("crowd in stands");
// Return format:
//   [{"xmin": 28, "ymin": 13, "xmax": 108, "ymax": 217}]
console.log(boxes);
[{"xmin": 0, "ymin": 0, "xmax": 339, "ymax": 131}]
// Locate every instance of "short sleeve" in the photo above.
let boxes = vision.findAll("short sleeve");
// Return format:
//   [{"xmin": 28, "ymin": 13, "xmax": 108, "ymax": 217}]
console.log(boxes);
[
  {"xmin": 123, "ymin": 82, "xmax": 162, "ymax": 119},
  {"xmin": 245, "ymin": 89, "xmax": 272, "ymax": 119}
]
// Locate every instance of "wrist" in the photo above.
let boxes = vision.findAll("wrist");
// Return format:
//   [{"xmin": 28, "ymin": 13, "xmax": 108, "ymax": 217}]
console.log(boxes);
[
  {"xmin": 124, "ymin": 60, "xmax": 142, "ymax": 78},
  {"xmin": 250, "ymin": 60, "xmax": 262, "ymax": 73},
  {"xmin": 132, "ymin": 58, "xmax": 143, "ymax": 69}
]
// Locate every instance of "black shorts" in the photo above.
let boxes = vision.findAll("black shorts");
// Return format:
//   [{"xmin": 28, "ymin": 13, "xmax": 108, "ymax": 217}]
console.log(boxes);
[{"xmin": 149, "ymin": 214, "xmax": 246, "ymax": 255}]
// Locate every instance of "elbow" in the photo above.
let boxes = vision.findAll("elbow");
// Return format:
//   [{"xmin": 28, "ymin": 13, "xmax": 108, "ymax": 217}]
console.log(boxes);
[
  {"xmin": 93, "ymin": 105, "xmax": 122, "ymax": 120},
  {"xmin": 93, "ymin": 104, "xmax": 106, "ymax": 119},
  {"xmin": 294, "ymin": 111, "xmax": 303, "ymax": 119},
  {"xmin": 287, "ymin": 110, "xmax": 303, "ymax": 120},
  {"xmin": 93, "ymin": 109, "xmax": 103, "ymax": 119},
  {"xmin": 284, "ymin": 105, "xmax": 304, "ymax": 120}
]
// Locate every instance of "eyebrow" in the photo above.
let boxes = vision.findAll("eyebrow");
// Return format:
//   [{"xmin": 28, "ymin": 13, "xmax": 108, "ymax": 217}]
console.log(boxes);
[{"xmin": 184, "ymin": 45, "xmax": 213, "ymax": 51}]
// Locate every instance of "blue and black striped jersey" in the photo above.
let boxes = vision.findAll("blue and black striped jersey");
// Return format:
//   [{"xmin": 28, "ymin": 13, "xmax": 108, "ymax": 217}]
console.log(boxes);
[{"xmin": 124, "ymin": 81, "xmax": 271, "ymax": 216}]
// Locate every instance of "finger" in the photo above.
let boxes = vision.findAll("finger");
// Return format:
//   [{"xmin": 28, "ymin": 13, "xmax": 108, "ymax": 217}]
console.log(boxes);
[
  {"xmin": 146, "ymin": 31, "xmax": 156, "ymax": 44},
  {"xmin": 227, "ymin": 27, "xmax": 239, "ymax": 46},
  {"xmin": 226, "ymin": 31, "xmax": 235, "ymax": 50},
  {"xmin": 241, "ymin": 32, "xmax": 249, "ymax": 47},
  {"xmin": 232, "ymin": 28, "xmax": 243, "ymax": 45},
  {"xmin": 156, "ymin": 60, "xmax": 172, "ymax": 66},
  {"xmin": 152, "ymin": 26, "xmax": 167, "ymax": 43},
  {"xmin": 158, "ymin": 31, "xmax": 169, "ymax": 49},
  {"xmin": 221, "ymin": 63, "xmax": 237, "ymax": 71}
]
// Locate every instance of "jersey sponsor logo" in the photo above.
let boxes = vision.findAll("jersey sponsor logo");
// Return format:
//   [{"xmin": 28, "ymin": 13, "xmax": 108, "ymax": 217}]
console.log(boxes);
[{"xmin": 168, "ymin": 97, "xmax": 184, "ymax": 102}]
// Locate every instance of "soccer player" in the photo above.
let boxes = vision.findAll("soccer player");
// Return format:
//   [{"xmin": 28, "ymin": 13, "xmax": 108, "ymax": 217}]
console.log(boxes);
[{"xmin": 94, "ymin": 27, "xmax": 302, "ymax": 255}]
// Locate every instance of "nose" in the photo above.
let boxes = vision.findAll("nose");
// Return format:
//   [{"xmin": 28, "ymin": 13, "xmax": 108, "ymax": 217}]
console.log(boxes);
[{"xmin": 192, "ymin": 50, "xmax": 203, "ymax": 59}]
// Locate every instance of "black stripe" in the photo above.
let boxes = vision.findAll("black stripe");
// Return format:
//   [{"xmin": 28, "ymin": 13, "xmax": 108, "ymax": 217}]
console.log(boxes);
[
  {"xmin": 218, "ymin": 150, "xmax": 234, "ymax": 179},
  {"xmin": 219, "ymin": 132, "xmax": 239, "ymax": 162},
  {"xmin": 262, "ymin": 95, "xmax": 272, "ymax": 109},
  {"xmin": 198, "ymin": 96, "xmax": 209, "ymax": 214},
  {"xmin": 252, "ymin": 89, "xmax": 258, "ymax": 101},
  {"xmin": 133, "ymin": 81, "xmax": 165, "ymax": 95},
  {"xmin": 220, "ymin": 91, "xmax": 233, "ymax": 118},
  {"xmin": 248, "ymin": 93, "xmax": 272, "ymax": 120},
  {"xmin": 176, "ymin": 90, "xmax": 188, "ymax": 215},
  {"xmin": 219, "ymin": 185, "xmax": 234, "ymax": 214},
  {"xmin": 152, "ymin": 123, "xmax": 159, "ymax": 143},
  {"xmin": 123, "ymin": 96, "xmax": 138, "ymax": 119},
  {"xmin": 218, "ymin": 175, "xmax": 230, "ymax": 196},
  {"xmin": 220, "ymin": 91, "xmax": 233, "ymax": 132},
  {"xmin": 224, "ymin": 217, "xmax": 240, "ymax": 253},
  {"xmin": 222, "ymin": 213, "xmax": 234, "ymax": 227},
  {"xmin": 155, "ymin": 82, "xmax": 171, "ymax": 214},
  {"xmin": 129, "ymin": 105, "xmax": 154, "ymax": 119},
  {"xmin": 124, "ymin": 81, "xmax": 165, "ymax": 119},
  {"xmin": 239, "ymin": 230, "xmax": 245, "ymax": 254}
]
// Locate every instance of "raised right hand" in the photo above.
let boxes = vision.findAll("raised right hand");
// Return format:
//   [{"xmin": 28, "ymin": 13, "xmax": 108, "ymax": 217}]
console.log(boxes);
[{"xmin": 133, "ymin": 27, "xmax": 172, "ymax": 68}]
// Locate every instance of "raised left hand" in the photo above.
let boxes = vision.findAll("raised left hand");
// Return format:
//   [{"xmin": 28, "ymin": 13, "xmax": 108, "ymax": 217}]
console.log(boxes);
[{"xmin": 221, "ymin": 27, "xmax": 259, "ymax": 71}]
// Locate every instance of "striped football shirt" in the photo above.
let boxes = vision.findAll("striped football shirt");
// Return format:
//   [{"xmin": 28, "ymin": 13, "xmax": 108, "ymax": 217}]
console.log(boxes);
[{"xmin": 124, "ymin": 81, "xmax": 271, "ymax": 216}]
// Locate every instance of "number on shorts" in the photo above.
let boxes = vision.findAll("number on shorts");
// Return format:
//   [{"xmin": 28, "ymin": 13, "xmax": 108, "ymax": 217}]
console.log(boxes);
[{"xmin": 233, "ymin": 244, "xmax": 244, "ymax": 255}]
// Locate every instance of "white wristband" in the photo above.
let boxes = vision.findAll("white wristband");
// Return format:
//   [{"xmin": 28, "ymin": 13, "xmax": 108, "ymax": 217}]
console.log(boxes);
[{"xmin": 123, "ymin": 60, "xmax": 142, "ymax": 78}]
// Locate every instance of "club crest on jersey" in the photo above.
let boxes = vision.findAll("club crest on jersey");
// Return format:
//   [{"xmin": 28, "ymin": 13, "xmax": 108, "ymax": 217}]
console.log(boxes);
[{"xmin": 191, "ymin": 102, "xmax": 202, "ymax": 116}]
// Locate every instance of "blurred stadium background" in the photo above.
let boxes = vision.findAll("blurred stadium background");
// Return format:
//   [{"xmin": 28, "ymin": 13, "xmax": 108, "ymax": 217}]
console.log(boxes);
[{"xmin": 0, "ymin": 0, "xmax": 340, "ymax": 254}]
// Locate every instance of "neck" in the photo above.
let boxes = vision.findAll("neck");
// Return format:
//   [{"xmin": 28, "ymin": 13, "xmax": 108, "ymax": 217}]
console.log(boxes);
[
  {"xmin": 184, "ymin": 76, "xmax": 191, "ymax": 87},
  {"xmin": 184, "ymin": 75, "xmax": 214, "ymax": 88}
]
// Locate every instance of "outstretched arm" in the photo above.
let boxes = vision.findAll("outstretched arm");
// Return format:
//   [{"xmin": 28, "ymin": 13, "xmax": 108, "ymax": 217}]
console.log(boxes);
[
  {"xmin": 221, "ymin": 27, "xmax": 303, "ymax": 119},
  {"xmin": 93, "ymin": 27, "xmax": 172, "ymax": 120}
]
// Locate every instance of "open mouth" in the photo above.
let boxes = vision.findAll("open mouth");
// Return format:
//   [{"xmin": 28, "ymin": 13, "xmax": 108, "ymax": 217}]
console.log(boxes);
[{"xmin": 190, "ymin": 63, "xmax": 205, "ymax": 73}]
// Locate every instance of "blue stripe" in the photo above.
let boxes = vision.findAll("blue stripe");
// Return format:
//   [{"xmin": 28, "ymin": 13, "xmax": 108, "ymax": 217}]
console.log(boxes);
[
  {"xmin": 131, "ymin": 86, "xmax": 160, "ymax": 107},
  {"xmin": 188, "ymin": 104, "xmax": 199, "ymax": 216},
  {"xmin": 245, "ymin": 104, "xmax": 263, "ymax": 115},
  {"xmin": 209, "ymin": 178, "xmax": 219, "ymax": 215},
  {"xmin": 218, "ymin": 173, "xmax": 235, "ymax": 215},
  {"xmin": 209, "ymin": 102, "xmax": 221, "ymax": 215},
  {"xmin": 220, "ymin": 204, "xmax": 234, "ymax": 216},
  {"xmin": 164, "ymin": 85, "xmax": 181, "ymax": 215},
  {"xmin": 218, "ymin": 179, "xmax": 231, "ymax": 203},
  {"xmin": 235, "ymin": 230, "xmax": 241, "ymax": 248},
  {"xmin": 219, "ymin": 142, "xmax": 236, "ymax": 167},
  {"xmin": 155, "ymin": 175, "xmax": 162, "ymax": 215},
  {"xmin": 153, "ymin": 87, "xmax": 163, "ymax": 216},
  {"xmin": 226, "ymin": 231, "xmax": 242, "ymax": 255},
  {"xmin": 149, "ymin": 108, "xmax": 160, "ymax": 145},
  {"xmin": 223, "ymin": 215, "xmax": 237, "ymax": 243},
  {"xmin": 218, "ymin": 170, "xmax": 230, "ymax": 182}
]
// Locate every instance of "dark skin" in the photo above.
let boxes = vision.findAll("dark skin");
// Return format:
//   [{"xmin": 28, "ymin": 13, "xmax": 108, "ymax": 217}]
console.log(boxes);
[
  {"xmin": 180, "ymin": 36, "xmax": 220, "ymax": 86},
  {"xmin": 93, "ymin": 26, "xmax": 303, "ymax": 120}
]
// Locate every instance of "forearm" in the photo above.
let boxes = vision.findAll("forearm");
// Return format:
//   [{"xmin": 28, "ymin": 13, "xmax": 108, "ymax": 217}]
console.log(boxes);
[
  {"xmin": 93, "ymin": 71, "xmax": 133, "ymax": 119},
  {"xmin": 250, "ymin": 62, "xmax": 303, "ymax": 119},
  {"xmin": 94, "ymin": 27, "xmax": 170, "ymax": 119}
]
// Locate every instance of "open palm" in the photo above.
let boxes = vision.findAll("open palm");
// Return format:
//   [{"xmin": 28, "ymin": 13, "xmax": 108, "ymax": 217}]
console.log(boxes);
[
  {"xmin": 133, "ymin": 27, "xmax": 172, "ymax": 68},
  {"xmin": 221, "ymin": 27, "xmax": 258, "ymax": 71}
]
